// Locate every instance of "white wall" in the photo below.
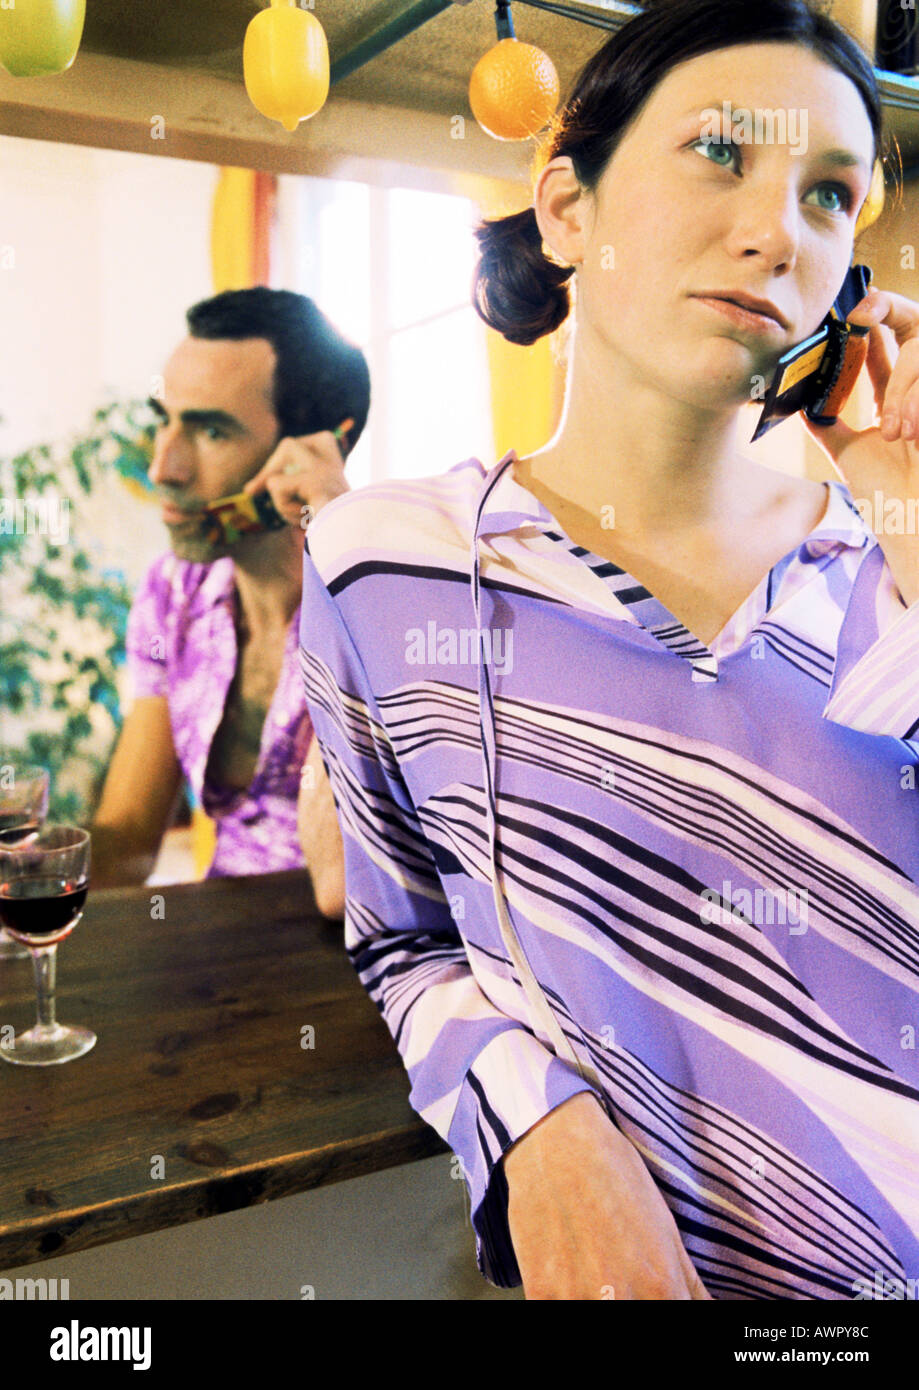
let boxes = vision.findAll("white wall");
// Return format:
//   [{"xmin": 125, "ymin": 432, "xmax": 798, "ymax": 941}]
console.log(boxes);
[{"xmin": 0, "ymin": 136, "xmax": 216, "ymax": 456}]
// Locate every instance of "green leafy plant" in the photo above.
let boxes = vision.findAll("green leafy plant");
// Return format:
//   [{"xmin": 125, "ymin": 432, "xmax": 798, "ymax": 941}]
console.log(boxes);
[{"xmin": 0, "ymin": 400, "xmax": 157, "ymax": 822}]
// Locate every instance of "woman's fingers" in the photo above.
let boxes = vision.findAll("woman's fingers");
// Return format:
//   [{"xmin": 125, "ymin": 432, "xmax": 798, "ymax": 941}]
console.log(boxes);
[
  {"xmin": 845, "ymin": 289, "xmax": 919, "ymax": 438},
  {"xmin": 878, "ymin": 337, "xmax": 919, "ymax": 441}
]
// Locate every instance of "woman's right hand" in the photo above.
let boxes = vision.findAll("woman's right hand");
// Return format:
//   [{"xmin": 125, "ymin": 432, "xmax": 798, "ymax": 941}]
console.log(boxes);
[{"xmin": 502, "ymin": 1090, "xmax": 712, "ymax": 1300}]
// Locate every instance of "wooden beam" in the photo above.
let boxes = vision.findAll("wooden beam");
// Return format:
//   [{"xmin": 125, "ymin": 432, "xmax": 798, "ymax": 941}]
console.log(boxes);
[{"xmin": 0, "ymin": 51, "xmax": 532, "ymax": 192}]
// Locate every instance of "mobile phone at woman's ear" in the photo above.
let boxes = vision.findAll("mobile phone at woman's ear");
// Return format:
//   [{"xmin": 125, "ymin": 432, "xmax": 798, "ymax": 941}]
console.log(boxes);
[{"xmin": 751, "ymin": 263, "xmax": 872, "ymax": 441}]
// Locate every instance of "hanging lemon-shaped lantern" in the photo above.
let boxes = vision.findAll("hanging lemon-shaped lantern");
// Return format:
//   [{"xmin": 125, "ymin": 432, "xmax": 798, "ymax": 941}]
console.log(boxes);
[
  {"xmin": 243, "ymin": 0, "xmax": 329, "ymax": 133},
  {"xmin": 854, "ymin": 158, "xmax": 885, "ymax": 239},
  {"xmin": 0, "ymin": 0, "xmax": 86, "ymax": 77}
]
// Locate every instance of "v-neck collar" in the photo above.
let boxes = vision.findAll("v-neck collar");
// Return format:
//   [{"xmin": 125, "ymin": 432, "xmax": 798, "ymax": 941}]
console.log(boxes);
[
  {"xmin": 201, "ymin": 572, "xmax": 303, "ymax": 809},
  {"xmin": 474, "ymin": 450, "xmax": 870, "ymax": 681}
]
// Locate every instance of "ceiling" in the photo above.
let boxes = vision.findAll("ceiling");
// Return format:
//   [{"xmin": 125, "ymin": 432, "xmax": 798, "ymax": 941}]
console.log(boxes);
[
  {"xmin": 71, "ymin": 0, "xmax": 919, "ymax": 165},
  {"xmin": 77, "ymin": 0, "xmax": 611, "ymax": 115}
]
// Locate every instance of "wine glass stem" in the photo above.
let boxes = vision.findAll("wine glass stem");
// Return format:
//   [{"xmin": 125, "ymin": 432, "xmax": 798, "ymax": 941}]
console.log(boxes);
[{"xmin": 30, "ymin": 945, "xmax": 58, "ymax": 1032}]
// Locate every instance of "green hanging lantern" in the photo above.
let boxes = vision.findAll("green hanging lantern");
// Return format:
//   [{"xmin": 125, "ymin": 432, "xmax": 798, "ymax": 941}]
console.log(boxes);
[{"xmin": 0, "ymin": 0, "xmax": 86, "ymax": 78}]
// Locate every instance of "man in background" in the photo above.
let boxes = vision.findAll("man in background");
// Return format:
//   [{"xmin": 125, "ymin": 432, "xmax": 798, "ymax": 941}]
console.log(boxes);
[{"xmin": 90, "ymin": 288, "xmax": 361, "ymax": 916}]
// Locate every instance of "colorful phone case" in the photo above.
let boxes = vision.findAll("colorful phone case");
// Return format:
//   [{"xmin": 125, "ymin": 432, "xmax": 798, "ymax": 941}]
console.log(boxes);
[{"xmin": 200, "ymin": 489, "xmax": 287, "ymax": 546}]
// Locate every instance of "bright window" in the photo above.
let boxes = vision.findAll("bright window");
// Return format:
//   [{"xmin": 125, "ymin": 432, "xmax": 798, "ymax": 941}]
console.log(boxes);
[{"xmin": 280, "ymin": 176, "xmax": 494, "ymax": 490}]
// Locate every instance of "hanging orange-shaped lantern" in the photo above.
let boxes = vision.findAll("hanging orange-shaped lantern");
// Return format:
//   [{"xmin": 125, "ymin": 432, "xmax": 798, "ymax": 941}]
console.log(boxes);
[
  {"xmin": 0, "ymin": 0, "xmax": 86, "ymax": 77},
  {"xmin": 243, "ymin": 0, "xmax": 329, "ymax": 133},
  {"xmin": 469, "ymin": 37, "xmax": 559, "ymax": 140},
  {"xmin": 469, "ymin": 2, "xmax": 558, "ymax": 143}
]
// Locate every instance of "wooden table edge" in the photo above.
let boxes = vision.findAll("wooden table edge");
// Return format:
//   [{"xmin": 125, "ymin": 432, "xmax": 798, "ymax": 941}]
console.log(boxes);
[{"xmin": 0, "ymin": 1122, "xmax": 449, "ymax": 1273}]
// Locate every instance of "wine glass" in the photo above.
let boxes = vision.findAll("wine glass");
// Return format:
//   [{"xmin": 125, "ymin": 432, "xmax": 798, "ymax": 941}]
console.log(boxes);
[
  {"xmin": 0, "ymin": 825, "xmax": 95, "ymax": 1066},
  {"xmin": 0, "ymin": 762, "xmax": 50, "ymax": 960}
]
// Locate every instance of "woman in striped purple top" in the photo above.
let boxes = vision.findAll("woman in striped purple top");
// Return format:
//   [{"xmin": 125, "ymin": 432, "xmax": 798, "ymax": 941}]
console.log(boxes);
[{"xmin": 299, "ymin": 0, "xmax": 919, "ymax": 1299}]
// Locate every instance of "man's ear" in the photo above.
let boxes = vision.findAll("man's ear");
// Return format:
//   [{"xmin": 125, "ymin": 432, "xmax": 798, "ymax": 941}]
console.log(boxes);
[{"xmin": 533, "ymin": 156, "xmax": 590, "ymax": 267}]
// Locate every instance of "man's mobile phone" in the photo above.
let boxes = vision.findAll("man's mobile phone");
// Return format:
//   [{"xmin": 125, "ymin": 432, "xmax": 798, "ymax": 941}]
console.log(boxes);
[
  {"xmin": 198, "ymin": 417, "xmax": 354, "ymax": 545},
  {"xmin": 200, "ymin": 489, "xmax": 287, "ymax": 546},
  {"xmin": 751, "ymin": 263, "xmax": 872, "ymax": 441}
]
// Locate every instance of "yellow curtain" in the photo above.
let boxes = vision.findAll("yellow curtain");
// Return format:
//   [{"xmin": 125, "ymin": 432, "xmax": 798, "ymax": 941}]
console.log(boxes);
[
  {"xmin": 193, "ymin": 166, "xmax": 277, "ymax": 875},
  {"xmin": 210, "ymin": 167, "xmax": 259, "ymax": 294},
  {"xmin": 210, "ymin": 167, "xmax": 276, "ymax": 293},
  {"xmin": 191, "ymin": 807, "xmax": 217, "ymax": 880},
  {"xmin": 485, "ymin": 330, "xmax": 560, "ymax": 460},
  {"xmin": 470, "ymin": 188, "xmax": 564, "ymax": 461}
]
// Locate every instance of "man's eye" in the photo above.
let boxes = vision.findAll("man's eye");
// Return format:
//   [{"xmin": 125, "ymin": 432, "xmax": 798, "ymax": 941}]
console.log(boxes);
[
  {"xmin": 690, "ymin": 137, "xmax": 739, "ymax": 169},
  {"xmin": 203, "ymin": 426, "xmax": 226, "ymax": 441}
]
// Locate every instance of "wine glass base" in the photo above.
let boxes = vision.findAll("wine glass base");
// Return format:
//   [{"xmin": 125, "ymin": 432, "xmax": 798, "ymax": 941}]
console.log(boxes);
[{"xmin": 0, "ymin": 1022, "xmax": 96, "ymax": 1066}]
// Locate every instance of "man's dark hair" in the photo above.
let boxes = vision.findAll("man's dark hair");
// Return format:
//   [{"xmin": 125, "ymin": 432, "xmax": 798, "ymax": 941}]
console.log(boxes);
[{"xmin": 185, "ymin": 287, "xmax": 370, "ymax": 456}]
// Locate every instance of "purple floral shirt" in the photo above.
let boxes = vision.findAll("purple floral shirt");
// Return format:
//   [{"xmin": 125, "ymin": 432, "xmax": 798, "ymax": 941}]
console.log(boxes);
[{"xmin": 126, "ymin": 552, "xmax": 311, "ymax": 877}]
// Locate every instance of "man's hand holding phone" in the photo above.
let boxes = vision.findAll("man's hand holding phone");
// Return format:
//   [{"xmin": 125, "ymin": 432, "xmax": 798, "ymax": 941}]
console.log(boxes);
[{"xmin": 243, "ymin": 419, "xmax": 353, "ymax": 529}]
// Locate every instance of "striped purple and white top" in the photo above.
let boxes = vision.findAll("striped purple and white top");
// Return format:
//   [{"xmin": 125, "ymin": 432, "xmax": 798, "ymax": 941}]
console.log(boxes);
[{"xmin": 298, "ymin": 450, "xmax": 919, "ymax": 1299}]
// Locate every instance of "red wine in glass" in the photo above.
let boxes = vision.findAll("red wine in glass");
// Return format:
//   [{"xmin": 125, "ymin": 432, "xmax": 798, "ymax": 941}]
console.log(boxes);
[
  {"xmin": 0, "ymin": 825, "xmax": 95, "ymax": 1066},
  {"xmin": 0, "ymin": 876, "xmax": 88, "ymax": 944},
  {"xmin": 0, "ymin": 818, "xmax": 40, "ymax": 956},
  {"xmin": 0, "ymin": 764, "xmax": 50, "ymax": 957}
]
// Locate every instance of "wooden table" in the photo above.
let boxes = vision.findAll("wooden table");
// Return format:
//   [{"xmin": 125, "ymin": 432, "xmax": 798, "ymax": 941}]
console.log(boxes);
[{"xmin": 0, "ymin": 870, "xmax": 446, "ymax": 1271}]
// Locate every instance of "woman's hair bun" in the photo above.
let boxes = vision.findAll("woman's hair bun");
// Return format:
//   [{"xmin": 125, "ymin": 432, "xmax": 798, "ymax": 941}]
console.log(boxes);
[{"xmin": 472, "ymin": 207, "xmax": 575, "ymax": 346}]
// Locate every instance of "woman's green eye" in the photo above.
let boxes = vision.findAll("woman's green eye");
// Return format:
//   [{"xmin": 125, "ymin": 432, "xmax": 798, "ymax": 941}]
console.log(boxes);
[
  {"xmin": 691, "ymin": 138, "xmax": 737, "ymax": 167},
  {"xmin": 690, "ymin": 140, "xmax": 853, "ymax": 216},
  {"xmin": 806, "ymin": 184, "xmax": 851, "ymax": 214}
]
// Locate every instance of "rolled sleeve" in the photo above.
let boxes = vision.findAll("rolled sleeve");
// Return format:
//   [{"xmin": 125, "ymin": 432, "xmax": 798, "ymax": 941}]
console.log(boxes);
[{"xmin": 450, "ymin": 1027, "xmax": 601, "ymax": 1284}]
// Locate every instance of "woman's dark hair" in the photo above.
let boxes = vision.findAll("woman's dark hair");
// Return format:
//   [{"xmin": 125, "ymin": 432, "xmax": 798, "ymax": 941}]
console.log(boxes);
[
  {"xmin": 185, "ymin": 287, "xmax": 370, "ymax": 456},
  {"xmin": 473, "ymin": 0, "xmax": 884, "ymax": 346}
]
